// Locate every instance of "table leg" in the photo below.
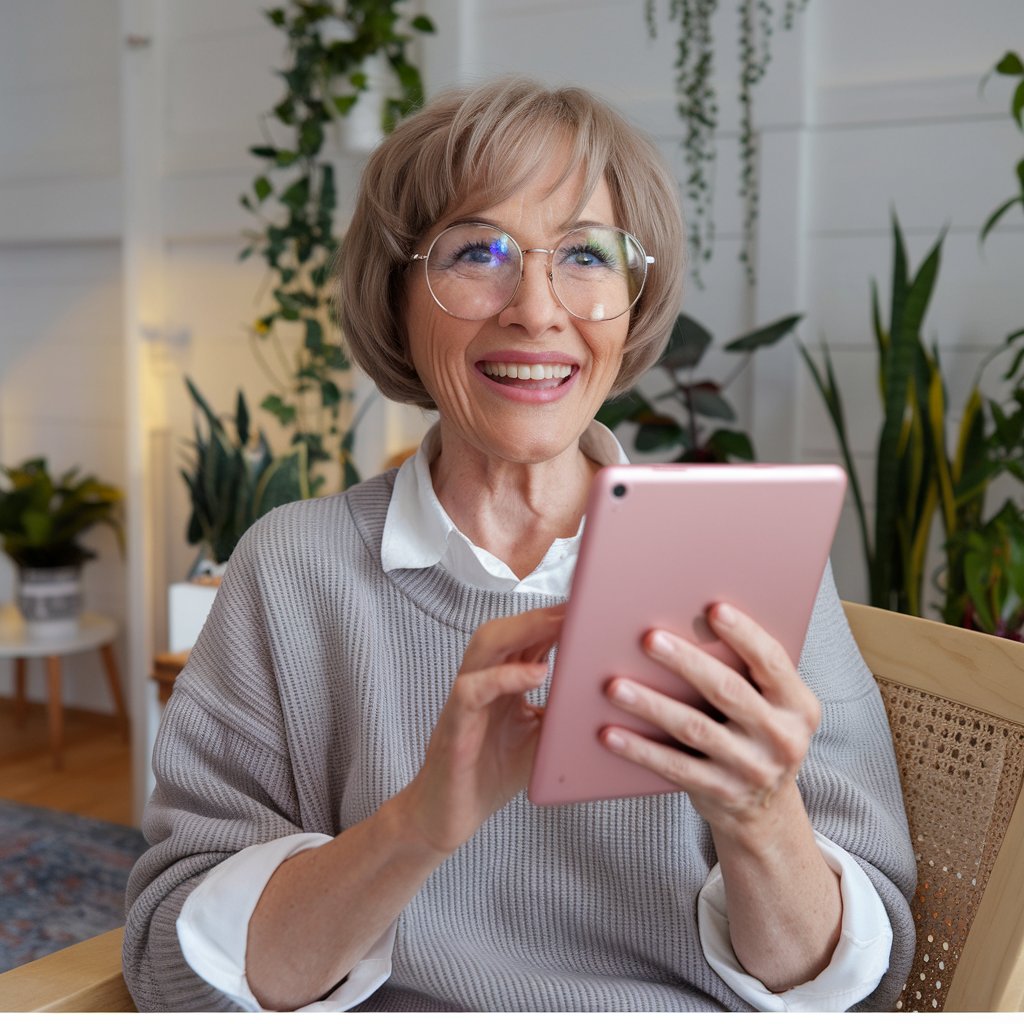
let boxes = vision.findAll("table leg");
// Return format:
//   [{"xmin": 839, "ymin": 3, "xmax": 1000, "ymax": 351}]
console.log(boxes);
[
  {"xmin": 13, "ymin": 657, "xmax": 27, "ymax": 724},
  {"xmin": 99, "ymin": 642, "xmax": 130, "ymax": 741},
  {"xmin": 46, "ymin": 655, "xmax": 63, "ymax": 771}
]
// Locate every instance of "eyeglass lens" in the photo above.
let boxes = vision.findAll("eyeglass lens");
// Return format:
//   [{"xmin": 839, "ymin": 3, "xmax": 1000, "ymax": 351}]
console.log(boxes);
[{"xmin": 422, "ymin": 224, "xmax": 648, "ymax": 321}]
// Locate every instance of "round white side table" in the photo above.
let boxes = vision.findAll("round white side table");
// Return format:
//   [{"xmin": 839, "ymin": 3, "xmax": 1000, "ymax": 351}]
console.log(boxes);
[{"xmin": 0, "ymin": 604, "xmax": 128, "ymax": 770}]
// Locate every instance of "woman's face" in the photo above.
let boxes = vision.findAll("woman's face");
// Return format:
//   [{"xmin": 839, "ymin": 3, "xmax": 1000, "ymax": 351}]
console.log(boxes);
[{"xmin": 402, "ymin": 157, "xmax": 630, "ymax": 468}]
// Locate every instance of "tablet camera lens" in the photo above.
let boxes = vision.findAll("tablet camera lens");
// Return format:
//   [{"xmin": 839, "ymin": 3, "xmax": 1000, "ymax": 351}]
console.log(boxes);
[{"xmin": 612, "ymin": 483, "xmax": 627, "ymax": 498}]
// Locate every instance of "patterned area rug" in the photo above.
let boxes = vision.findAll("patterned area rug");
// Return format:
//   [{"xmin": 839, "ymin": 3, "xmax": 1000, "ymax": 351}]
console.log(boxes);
[{"xmin": 0, "ymin": 799, "xmax": 148, "ymax": 970}]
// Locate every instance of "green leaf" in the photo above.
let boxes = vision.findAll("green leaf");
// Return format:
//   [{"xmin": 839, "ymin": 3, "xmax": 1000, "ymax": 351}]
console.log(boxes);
[
  {"xmin": 660, "ymin": 314, "xmax": 712, "ymax": 371},
  {"xmin": 1013, "ymin": 80, "xmax": 1024, "ymax": 130},
  {"xmin": 254, "ymin": 176, "xmax": 273, "ymax": 202},
  {"xmin": 235, "ymin": 390, "xmax": 250, "ymax": 447},
  {"xmin": 596, "ymin": 389, "xmax": 652, "ymax": 429},
  {"xmin": 267, "ymin": 8, "xmax": 286, "ymax": 27},
  {"xmin": 411, "ymin": 14, "xmax": 435, "ymax": 32},
  {"xmin": 249, "ymin": 145, "xmax": 277, "ymax": 159},
  {"xmin": 299, "ymin": 119, "xmax": 324, "ymax": 156},
  {"xmin": 634, "ymin": 415, "xmax": 688, "ymax": 452},
  {"xmin": 320, "ymin": 379, "xmax": 342, "ymax": 408},
  {"xmin": 260, "ymin": 394, "xmax": 297, "ymax": 427},
  {"xmin": 996, "ymin": 51, "xmax": 1024, "ymax": 76},
  {"xmin": 707, "ymin": 429, "xmax": 754, "ymax": 461},
  {"xmin": 304, "ymin": 318, "xmax": 324, "ymax": 352},
  {"xmin": 275, "ymin": 149, "xmax": 298, "ymax": 168},
  {"xmin": 981, "ymin": 196, "xmax": 1021, "ymax": 243},
  {"xmin": 723, "ymin": 313, "xmax": 803, "ymax": 352},
  {"xmin": 688, "ymin": 383, "xmax": 734, "ymax": 421},
  {"xmin": 333, "ymin": 94, "xmax": 359, "ymax": 116},
  {"xmin": 280, "ymin": 176, "xmax": 310, "ymax": 209}
]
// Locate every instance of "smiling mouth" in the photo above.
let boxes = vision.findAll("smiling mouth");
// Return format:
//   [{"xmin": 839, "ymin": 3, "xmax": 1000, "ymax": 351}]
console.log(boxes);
[{"xmin": 479, "ymin": 361, "xmax": 575, "ymax": 388}]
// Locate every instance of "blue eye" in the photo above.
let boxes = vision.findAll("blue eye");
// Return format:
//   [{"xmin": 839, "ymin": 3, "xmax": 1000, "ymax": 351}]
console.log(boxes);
[
  {"xmin": 559, "ymin": 242, "xmax": 617, "ymax": 271},
  {"xmin": 447, "ymin": 236, "xmax": 512, "ymax": 269}
]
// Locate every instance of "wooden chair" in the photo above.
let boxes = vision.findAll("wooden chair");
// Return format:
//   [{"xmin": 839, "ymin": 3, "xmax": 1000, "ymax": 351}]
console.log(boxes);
[
  {"xmin": 0, "ymin": 927, "xmax": 134, "ymax": 1012},
  {"xmin": 843, "ymin": 600, "xmax": 1024, "ymax": 1012},
  {"xmin": 2, "ymin": 602, "xmax": 1023, "ymax": 1012}
]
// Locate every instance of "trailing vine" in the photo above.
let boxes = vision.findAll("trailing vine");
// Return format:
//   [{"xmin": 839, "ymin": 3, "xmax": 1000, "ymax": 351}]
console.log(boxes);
[
  {"xmin": 239, "ymin": 1, "xmax": 434, "ymax": 489},
  {"xmin": 646, "ymin": 0, "xmax": 809, "ymax": 285}
]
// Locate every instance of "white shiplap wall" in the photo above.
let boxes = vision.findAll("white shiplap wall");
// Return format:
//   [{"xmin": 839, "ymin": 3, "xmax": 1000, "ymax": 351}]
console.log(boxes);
[{"xmin": 0, "ymin": 2, "xmax": 1021, "ymax": 763}]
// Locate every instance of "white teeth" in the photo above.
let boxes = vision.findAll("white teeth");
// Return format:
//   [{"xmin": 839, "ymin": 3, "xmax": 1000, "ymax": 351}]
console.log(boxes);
[{"xmin": 481, "ymin": 361, "xmax": 573, "ymax": 380}]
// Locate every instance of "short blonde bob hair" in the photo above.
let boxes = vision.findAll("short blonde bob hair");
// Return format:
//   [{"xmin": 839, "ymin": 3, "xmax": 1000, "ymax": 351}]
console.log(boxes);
[{"xmin": 336, "ymin": 77, "xmax": 685, "ymax": 409}]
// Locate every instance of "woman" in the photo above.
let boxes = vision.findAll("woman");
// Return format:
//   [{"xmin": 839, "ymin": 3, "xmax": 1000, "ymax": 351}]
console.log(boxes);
[{"xmin": 124, "ymin": 78, "xmax": 916, "ymax": 1012}]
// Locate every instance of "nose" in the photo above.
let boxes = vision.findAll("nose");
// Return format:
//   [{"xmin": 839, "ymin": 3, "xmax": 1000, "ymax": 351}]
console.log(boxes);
[{"xmin": 496, "ymin": 249, "xmax": 567, "ymax": 336}]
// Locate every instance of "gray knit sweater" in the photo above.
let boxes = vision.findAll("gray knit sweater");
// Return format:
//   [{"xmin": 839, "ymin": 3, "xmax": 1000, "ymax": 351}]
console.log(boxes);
[{"xmin": 123, "ymin": 470, "xmax": 916, "ymax": 1012}]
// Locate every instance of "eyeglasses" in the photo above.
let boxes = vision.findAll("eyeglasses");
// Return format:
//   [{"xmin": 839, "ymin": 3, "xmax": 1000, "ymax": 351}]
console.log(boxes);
[{"xmin": 409, "ymin": 223, "xmax": 655, "ymax": 322}]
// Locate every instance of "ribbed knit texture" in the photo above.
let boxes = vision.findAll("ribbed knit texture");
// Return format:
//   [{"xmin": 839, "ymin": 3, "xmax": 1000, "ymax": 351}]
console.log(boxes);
[{"xmin": 123, "ymin": 470, "xmax": 917, "ymax": 1012}]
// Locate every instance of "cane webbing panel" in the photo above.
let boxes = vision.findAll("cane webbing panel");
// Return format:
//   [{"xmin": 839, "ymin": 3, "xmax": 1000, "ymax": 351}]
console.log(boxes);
[{"xmin": 876, "ymin": 677, "xmax": 1024, "ymax": 1011}]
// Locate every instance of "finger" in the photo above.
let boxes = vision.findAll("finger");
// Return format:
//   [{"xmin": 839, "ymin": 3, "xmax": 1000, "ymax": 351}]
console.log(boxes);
[
  {"xmin": 706, "ymin": 603, "xmax": 820, "ymax": 724},
  {"xmin": 641, "ymin": 628, "xmax": 770, "ymax": 734},
  {"xmin": 600, "ymin": 723, "xmax": 736, "ymax": 799},
  {"xmin": 459, "ymin": 661, "xmax": 548, "ymax": 712},
  {"xmin": 605, "ymin": 677, "xmax": 751, "ymax": 770},
  {"xmin": 462, "ymin": 604, "xmax": 566, "ymax": 672}
]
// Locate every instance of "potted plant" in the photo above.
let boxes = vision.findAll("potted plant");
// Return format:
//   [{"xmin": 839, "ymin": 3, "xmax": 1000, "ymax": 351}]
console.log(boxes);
[
  {"xmin": 597, "ymin": 310, "xmax": 802, "ymax": 461},
  {"xmin": 0, "ymin": 458, "xmax": 124, "ymax": 637},
  {"xmin": 180, "ymin": 377, "xmax": 316, "ymax": 578}
]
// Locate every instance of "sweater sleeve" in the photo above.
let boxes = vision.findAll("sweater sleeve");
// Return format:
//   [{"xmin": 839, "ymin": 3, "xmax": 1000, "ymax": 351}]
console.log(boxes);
[
  {"xmin": 790, "ymin": 562, "xmax": 917, "ymax": 1011},
  {"xmin": 123, "ymin": 523, "xmax": 313, "ymax": 1012}
]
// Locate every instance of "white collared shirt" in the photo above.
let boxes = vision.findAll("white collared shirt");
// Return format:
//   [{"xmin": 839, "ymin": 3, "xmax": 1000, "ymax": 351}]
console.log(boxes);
[
  {"xmin": 177, "ymin": 421, "xmax": 893, "ymax": 1011},
  {"xmin": 380, "ymin": 420, "xmax": 628, "ymax": 594}
]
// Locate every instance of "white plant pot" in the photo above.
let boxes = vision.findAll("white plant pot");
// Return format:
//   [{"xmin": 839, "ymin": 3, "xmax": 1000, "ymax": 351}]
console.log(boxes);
[
  {"xmin": 16, "ymin": 565, "xmax": 83, "ymax": 639},
  {"xmin": 337, "ymin": 54, "xmax": 395, "ymax": 154}
]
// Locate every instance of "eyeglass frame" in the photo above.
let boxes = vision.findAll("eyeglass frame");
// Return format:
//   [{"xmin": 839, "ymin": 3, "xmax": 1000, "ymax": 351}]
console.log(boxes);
[{"xmin": 408, "ymin": 222, "xmax": 656, "ymax": 323}]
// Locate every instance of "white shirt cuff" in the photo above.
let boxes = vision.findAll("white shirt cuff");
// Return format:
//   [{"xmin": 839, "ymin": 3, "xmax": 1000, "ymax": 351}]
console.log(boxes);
[
  {"xmin": 176, "ymin": 832, "xmax": 396, "ymax": 1011},
  {"xmin": 697, "ymin": 830, "xmax": 893, "ymax": 1011}
]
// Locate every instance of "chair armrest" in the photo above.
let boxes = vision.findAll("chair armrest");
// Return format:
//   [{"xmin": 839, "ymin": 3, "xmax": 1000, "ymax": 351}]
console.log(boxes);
[{"xmin": 0, "ymin": 927, "xmax": 135, "ymax": 1012}]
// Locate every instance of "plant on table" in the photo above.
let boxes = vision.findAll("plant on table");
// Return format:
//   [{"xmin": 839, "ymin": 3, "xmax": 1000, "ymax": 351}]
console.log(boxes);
[
  {"xmin": 0, "ymin": 459, "xmax": 123, "ymax": 570},
  {"xmin": 0, "ymin": 459, "xmax": 124, "ymax": 632},
  {"xmin": 598, "ymin": 310, "xmax": 802, "ymax": 461}
]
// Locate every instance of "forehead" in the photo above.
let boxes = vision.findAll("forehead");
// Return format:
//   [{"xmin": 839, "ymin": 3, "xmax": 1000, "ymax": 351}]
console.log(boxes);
[{"xmin": 442, "ymin": 158, "xmax": 616, "ymax": 236}]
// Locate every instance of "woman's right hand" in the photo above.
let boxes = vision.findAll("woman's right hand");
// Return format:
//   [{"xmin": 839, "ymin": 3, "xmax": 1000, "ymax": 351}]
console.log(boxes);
[{"xmin": 398, "ymin": 604, "xmax": 565, "ymax": 855}]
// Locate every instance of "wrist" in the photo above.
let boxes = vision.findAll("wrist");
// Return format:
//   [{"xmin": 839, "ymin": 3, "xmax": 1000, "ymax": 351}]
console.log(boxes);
[{"xmin": 381, "ymin": 783, "xmax": 460, "ymax": 862}]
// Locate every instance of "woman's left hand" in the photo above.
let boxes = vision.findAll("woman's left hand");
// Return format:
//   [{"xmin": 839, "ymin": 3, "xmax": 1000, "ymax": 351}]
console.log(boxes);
[
  {"xmin": 600, "ymin": 600, "xmax": 821, "ymax": 836},
  {"xmin": 601, "ymin": 601, "xmax": 842, "ymax": 991}
]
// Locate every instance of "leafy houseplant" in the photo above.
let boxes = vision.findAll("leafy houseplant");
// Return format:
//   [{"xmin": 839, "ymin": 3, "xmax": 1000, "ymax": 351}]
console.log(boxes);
[
  {"xmin": 800, "ymin": 215, "xmax": 1024, "ymax": 627},
  {"xmin": 644, "ymin": 0, "xmax": 810, "ymax": 285},
  {"xmin": 180, "ymin": 378, "xmax": 318, "ymax": 571},
  {"xmin": 241, "ymin": 1, "xmax": 434, "ymax": 489},
  {"xmin": 598, "ymin": 311, "xmax": 802, "ymax": 461},
  {"xmin": 0, "ymin": 459, "xmax": 124, "ymax": 634},
  {"xmin": 980, "ymin": 50, "xmax": 1024, "ymax": 247}
]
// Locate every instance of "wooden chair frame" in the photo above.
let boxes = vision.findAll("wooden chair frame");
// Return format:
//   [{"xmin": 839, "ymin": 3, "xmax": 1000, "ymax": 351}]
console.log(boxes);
[{"xmin": 843, "ymin": 600, "xmax": 1024, "ymax": 1012}]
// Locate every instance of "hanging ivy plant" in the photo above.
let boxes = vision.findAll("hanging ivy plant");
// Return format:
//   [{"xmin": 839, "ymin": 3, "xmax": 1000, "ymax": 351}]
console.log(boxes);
[
  {"xmin": 239, "ymin": 0, "xmax": 434, "ymax": 489},
  {"xmin": 645, "ymin": 0, "xmax": 809, "ymax": 286}
]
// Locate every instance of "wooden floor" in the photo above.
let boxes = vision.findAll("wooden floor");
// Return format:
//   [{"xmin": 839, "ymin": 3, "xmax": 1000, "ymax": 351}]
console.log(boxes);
[{"xmin": 0, "ymin": 697, "xmax": 133, "ymax": 826}]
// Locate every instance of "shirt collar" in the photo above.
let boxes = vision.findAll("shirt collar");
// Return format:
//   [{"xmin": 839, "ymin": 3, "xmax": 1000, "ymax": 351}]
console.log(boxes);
[{"xmin": 380, "ymin": 420, "xmax": 629, "ymax": 594}]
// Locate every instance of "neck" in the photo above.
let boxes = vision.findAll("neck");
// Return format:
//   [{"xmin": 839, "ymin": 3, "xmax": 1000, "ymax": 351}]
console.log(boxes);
[{"xmin": 430, "ymin": 425, "xmax": 598, "ymax": 579}]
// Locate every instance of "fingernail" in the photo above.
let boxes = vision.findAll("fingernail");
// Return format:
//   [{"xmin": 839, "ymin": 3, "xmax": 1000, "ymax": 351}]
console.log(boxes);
[
  {"xmin": 714, "ymin": 603, "xmax": 736, "ymax": 626},
  {"xmin": 611, "ymin": 679, "xmax": 637, "ymax": 705},
  {"xmin": 603, "ymin": 728, "xmax": 626, "ymax": 751},
  {"xmin": 649, "ymin": 630, "xmax": 673, "ymax": 655}
]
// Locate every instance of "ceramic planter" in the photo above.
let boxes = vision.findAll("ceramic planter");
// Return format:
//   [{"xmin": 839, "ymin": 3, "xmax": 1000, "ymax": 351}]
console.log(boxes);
[{"xmin": 16, "ymin": 565, "xmax": 83, "ymax": 638}]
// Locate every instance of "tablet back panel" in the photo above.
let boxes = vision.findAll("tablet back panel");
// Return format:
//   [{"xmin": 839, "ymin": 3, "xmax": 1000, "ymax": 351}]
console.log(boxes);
[{"xmin": 528, "ymin": 463, "xmax": 846, "ymax": 805}]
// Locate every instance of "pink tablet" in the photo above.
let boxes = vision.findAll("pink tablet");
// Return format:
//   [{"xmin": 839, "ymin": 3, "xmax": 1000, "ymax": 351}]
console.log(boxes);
[{"xmin": 528, "ymin": 463, "xmax": 846, "ymax": 805}]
